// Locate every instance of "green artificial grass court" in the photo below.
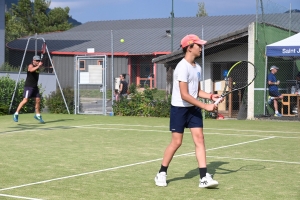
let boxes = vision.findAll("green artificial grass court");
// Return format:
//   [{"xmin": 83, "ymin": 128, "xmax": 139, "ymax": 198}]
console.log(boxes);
[{"xmin": 0, "ymin": 114, "xmax": 299, "ymax": 200}]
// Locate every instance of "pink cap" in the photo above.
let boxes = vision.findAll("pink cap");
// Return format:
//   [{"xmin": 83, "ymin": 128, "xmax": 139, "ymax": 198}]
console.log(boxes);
[{"xmin": 180, "ymin": 34, "xmax": 207, "ymax": 48}]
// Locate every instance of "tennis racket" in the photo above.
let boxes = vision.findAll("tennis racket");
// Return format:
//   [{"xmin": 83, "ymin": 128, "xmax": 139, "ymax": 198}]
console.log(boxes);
[
  {"xmin": 40, "ymin": 42, "xmax": 46, "ymax": 60},
  {"xmin": 214, "ymin": 61, "xmax": 257, "ymax": 105}
]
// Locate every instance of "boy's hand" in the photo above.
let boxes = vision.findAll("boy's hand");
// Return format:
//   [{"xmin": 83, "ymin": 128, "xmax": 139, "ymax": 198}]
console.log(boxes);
[
  {"xmin": 204, "ymin": 103, "xmax": 217, "ymax": 112},
  {"xmin": 211, "ymin": 94, "xmax": 224, "ymax": 104},
  {"xmin": 211, "ymin": 94, "xmax": 220, "ymax": 102}
]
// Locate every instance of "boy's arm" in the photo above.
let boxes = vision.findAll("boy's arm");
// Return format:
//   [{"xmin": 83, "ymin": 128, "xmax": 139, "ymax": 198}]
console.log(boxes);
[
  {"xmin": 179, "ymin": 81, "xmax": 216, "ymax": 111},
  {"xmin": 198, "ymin": 83, "xmax": 221, "ymax": 102},
  {"xmin": 28, "ymin": 62, "xmax": 42, "ymax": 72}
]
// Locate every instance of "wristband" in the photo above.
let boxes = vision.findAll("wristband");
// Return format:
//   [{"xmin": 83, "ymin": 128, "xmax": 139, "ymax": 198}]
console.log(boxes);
[{"xmin": 210, "ymin": 94, "xmax": 213, "ymax": 100}]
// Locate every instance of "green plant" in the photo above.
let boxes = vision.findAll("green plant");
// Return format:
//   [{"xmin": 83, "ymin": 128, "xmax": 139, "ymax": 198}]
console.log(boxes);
[
  {"xmin": 45, "ymin": 87, "xmax": 75, "ymax": 114},
  {"xmin": 113, "ymin": 84, "xmax": 171, "ymax": 117},
  {"xmin": 128, "ymin": 83, "xmax": 137, "ymax": 94},
  {"xmin": 0, "ymin": 102, "xmax": 9, "ymax": 115},
  {"xmin": 0, "ymin": 75, "xmax": 45, "ymax": 114},
  {"xmin": 0, "ymin": 62, "xmax": 19, "ymax": 72}
]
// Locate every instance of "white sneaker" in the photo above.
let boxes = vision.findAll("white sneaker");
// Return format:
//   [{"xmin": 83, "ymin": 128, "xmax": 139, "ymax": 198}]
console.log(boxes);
[
  {"xmin": 154, "ymin": 172, "xmax": 167, "ymax": 187},
  {"xmin": 199, "ymin": 173, "xmax": 218, "ymax": 188}
]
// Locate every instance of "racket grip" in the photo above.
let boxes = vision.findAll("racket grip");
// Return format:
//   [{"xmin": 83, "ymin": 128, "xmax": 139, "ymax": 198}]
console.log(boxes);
[{"xmin": 214, "ymin": 97, "xmax": 223, "ymax": 105}]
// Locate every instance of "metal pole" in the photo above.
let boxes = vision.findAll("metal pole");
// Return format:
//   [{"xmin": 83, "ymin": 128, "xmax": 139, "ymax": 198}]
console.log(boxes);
[
  {"xmin": 111, "ymin": 30, "xmax": 114, "ymax": 108},
  {"xmin": 289, "ymin": 3, "xmax": 291, "ymax": 36},
  {"xmin": 171, "ymin": 0, "xmax": 174, "ymax": 52},
  {"xmin": 35, "ymin": 33, "xmax": 37, "ymax": 55},
  {"xmin": 201, "ymin": 25, "xmax": 205, "ymax": 92},
  {"xmin": 201, "ymin": 26, "xmax": 206, "ymax": 120},
  {"xmin": 264, "ymin": 55, "xmax": 268, "ymax": 115},
  {"xmin": 74, "ymin": 56, "xmax": 77, "ymax": 114},
  {"xmin": 41, "ymin": 37, "xmax": 70, "ymax": 114},
  {"xmin": 255, "ymin": 0, "xmax": 258, "ymax": 41}
]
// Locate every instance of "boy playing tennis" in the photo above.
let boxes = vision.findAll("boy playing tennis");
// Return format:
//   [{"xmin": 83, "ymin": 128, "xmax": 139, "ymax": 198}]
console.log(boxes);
[{"xmin": 154, "ymin": 34, "xmax": 220, "ymax": 188}]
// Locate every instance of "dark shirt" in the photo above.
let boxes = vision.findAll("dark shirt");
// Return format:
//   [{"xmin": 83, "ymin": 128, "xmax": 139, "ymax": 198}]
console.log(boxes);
[
  {"xmin": 25, "ymin": 68, "xmax": 40, "ymax": 88},
  {"xmin": 267, "ymin": 73, "xmax": 278, "ymax": 92},
  {"xmin": 120, "ymin": 80, "xmax": 128, "ymax": 95}
]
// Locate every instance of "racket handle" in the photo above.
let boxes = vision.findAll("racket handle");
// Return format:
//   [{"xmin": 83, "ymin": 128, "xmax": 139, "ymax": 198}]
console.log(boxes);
[{"xmin": 214, "ymin": 97, "xmax": 223, "ymax": 105}]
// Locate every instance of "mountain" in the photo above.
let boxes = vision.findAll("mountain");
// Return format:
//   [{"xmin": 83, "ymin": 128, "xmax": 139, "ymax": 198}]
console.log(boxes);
[
  {"xmin": 4, "ymin": 0, "xmax": 82, "ymax": 26},
  {"xmin": 284, "ymin": 9, "xmax": 300, "ymax": 13}
]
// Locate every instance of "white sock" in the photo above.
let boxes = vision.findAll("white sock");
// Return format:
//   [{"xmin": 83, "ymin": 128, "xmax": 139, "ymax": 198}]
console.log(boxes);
[
  {"xmin": 271, "ymin": 97, "xmax": 275, "ymax": 100},
  {"xmin": 15, "ymin": 112, "xmax": 18, "ymax": 115},
  {"xmin": 275, "ymin": 111, "xmax": 279, "ymax": 114},
  {"xmin": 36, "ymin": 114, "xmax": 41, "ymax": 116}
]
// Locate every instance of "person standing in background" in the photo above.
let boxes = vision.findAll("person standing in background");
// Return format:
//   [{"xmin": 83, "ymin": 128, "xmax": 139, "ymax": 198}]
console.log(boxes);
[
  {"xmin": 119, "ymin": 73, "xmax": 128, "ymax": 98},
  {"xmin": 267, "ymin": 65, "xmax": 283, "ymax": 117}
]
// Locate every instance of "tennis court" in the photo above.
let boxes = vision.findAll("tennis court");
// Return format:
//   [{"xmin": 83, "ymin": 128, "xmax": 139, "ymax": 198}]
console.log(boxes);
[{"xmin": 0, "ymin": 114, "xmax": 299, "ymax": 200}]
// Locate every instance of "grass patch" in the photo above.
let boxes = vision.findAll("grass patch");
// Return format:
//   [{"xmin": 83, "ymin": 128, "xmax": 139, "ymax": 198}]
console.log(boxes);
[{"xmin": 0, "ymin": 114, "xmax": 299, "ymax": 199}]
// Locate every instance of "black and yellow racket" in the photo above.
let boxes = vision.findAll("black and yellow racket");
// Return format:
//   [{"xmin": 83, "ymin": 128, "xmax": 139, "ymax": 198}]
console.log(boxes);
[{"xmin": 214, "ymin": 61, "xmax": 257, "ymax": 105}]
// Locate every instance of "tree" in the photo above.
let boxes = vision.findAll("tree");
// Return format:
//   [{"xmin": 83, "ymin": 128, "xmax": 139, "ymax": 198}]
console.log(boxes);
[
  {"xmin": 196, "ymin": 2, "xmax": 208, "ymax": 17},
  {"xmin": 5, "ymin": 13, "xmax": 28, "ymax": 44},
  {"xmin": 5, "ymin": 0, "xmax": 73, "ymax": 42}
]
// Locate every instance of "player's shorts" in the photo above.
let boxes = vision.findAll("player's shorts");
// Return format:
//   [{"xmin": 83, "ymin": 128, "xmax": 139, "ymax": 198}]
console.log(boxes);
[
  {"xmin": 269, "ymin": 90, "xmax": 281, "ymax": 97},
  {"xmin": 23, "ymin": 87, "xmax": 41, "ymax": 99},
  {"xmin": 169, "ymin": 105, "xmax": 203, "ymax": 133}
]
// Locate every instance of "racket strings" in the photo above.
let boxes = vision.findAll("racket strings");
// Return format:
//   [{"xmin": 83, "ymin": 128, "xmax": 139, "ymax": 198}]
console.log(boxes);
[{"xmin": 227, "ymin": 62, "xmax": 255, "ymax": 90}]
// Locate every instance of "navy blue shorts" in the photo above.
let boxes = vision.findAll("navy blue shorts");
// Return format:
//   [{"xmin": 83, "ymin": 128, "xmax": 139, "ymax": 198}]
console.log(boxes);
[
  {"xmin": 23, "ymin": 87, "xmax": 41, "ymax": 99},
  {"xmin": 269, "ymin": 90, "xmax": 281, "ymax": 97},
  {"xmin": 169, "ymin": 106, "xmax": 203, "ymax": 133}
]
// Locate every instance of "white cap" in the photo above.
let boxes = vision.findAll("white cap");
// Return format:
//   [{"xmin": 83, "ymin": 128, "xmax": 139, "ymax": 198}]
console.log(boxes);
[{"xmin": 270, "ymin": 66, "xmax": 279, "ymax": 70}]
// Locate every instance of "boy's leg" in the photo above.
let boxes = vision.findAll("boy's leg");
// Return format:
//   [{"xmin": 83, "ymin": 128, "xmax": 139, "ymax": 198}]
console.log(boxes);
[
  {"xmin": 155, "ymin": 132, "xmax": 183, "ymax": 187},
  {"xmin": 161, "ymin": 132, "xmax": 183, "ymax": 167},
  {"xmin": 13, "ymin": 98, "xmax": 28, "ymax": 122},
  {"xmin": 190, "ymin": 128, "xmax": 218, "ymax": 188},
  {"xmin": 190, "ymin": 128, "xmax": 206, "ymax": 168},
  {"xmin": 35, "ymin": 97, "xmax": 41, "ymax": 114},
  {"xmin": 34, "ymin": 97, "xmax": 44, "ymax": 123},
  {"xmin": 16, "ymin": 98, "xmax": 29, "ymax": 113}
]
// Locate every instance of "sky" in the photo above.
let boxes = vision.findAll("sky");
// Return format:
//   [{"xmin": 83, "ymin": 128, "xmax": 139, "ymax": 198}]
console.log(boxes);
[{"xmin": 49, "ymin": 0, "xmax": 300, "ymax": 23}]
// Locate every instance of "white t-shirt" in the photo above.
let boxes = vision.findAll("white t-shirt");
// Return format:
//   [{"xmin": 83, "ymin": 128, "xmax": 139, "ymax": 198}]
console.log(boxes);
[{"xmin": 171, "ymin": 58, "xmax": 202, "ymax": 107}]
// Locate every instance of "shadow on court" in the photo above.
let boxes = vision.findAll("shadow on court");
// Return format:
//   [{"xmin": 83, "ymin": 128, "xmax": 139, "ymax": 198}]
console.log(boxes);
[
  {"xmin": 39, "ymin": 118, "xmax": 75, "ymax": 124},
  {"xmin": 0, "ymin": 119, "xmax": 76, "ymax": 135},
  {"xmin": 167, "ymin": 161, "xmax": 265, "ymax": 185}
]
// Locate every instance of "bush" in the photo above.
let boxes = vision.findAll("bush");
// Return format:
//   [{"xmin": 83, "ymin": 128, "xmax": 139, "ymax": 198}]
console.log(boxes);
[
  {"xmin": 45, "ymin": 87, "xmax": 75, "ymax": 114},
  {"xmin": 0, "ymin": 62, "xmax": 19, "ymax": 72},
  {"xmin": 0, "ymin": 103, "xmax": 9, "ymax": 116},
  {"xmin": 113, "ymin": 84, "xmax": 171, "ymax": 117},
  {"xmin": 0, "ymin": 75, "xmax": 45, "ymax": 114}
]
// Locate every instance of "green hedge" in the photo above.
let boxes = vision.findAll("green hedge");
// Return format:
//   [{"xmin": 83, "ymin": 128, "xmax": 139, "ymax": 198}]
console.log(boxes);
[
  {"xmin": 45, "ymin": 87, "xmax": 75, "ymax": 114},
  {"xmin": 0, "ymin": 75, "xmax": 45, "ymax": 115},
  {"xmin": 113, "ymin": 85, "xmax": 171, "ymax": 117}
]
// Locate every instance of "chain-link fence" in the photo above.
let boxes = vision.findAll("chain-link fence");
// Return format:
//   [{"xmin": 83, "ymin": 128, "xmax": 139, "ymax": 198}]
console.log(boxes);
[{"xmin": 2, "ymin": 0, "xmax": 300, "ymax": 118}]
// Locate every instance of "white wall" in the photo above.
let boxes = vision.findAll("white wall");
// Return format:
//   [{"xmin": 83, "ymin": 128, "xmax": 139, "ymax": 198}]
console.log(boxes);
[{"xmin": 247, "ymin": 22, "xmax": 255, "ymax": 119}]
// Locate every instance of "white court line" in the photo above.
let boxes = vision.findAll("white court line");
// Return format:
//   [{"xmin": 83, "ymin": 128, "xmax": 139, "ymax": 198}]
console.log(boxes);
[
  {"xmin": 72, "ymin": 126, "xmax": 300, "ymax": 139},
  {"xmin": 0, "ymin": 137, "xmax": 273, "ymax": 192},
  {"xmin": 74, "ymin": 123, "xmax": 300, "ymax": 134},
  {"xmin": 2, "ymin": 123, "xmax": 300, "ymax": 136},
  {"xmin": 206, "ymin": 156, "xmax": 300, "ymax": 165},
  {"xmin": 205, "ymin": 132, "xmax": 300, "ymax": 139},
  {"xmin": 0, "ymin": 193, "xmax": 43, "ymax": 200}
]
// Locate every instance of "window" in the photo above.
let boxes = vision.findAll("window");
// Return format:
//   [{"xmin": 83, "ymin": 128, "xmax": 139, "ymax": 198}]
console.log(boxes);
[
  {"xmin": 79, "ymin": 60, "xmax": 85, "ymax": 70},
  {"xmin": 97, "ymin": 60, "xmax": 103, "ymax": 66}
]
